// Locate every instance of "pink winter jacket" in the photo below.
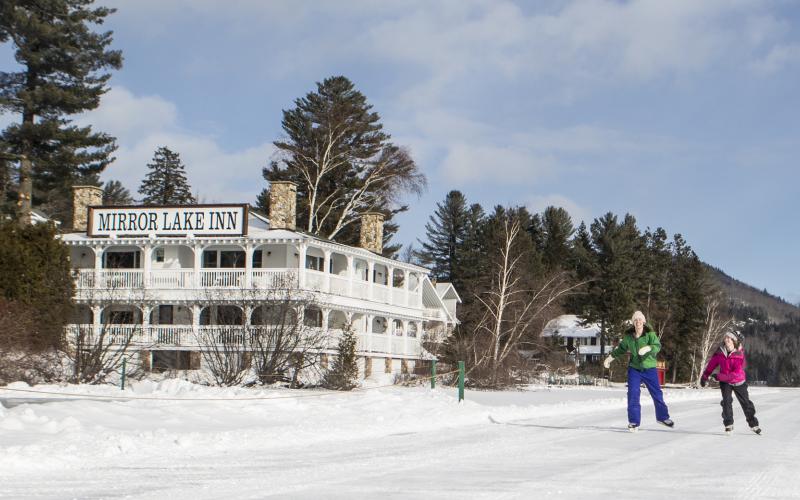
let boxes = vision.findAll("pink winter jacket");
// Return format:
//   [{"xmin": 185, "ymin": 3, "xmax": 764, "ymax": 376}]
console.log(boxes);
[{"xmin": 702, "ymin": 346, "xmax": 747, "ymax": 385}]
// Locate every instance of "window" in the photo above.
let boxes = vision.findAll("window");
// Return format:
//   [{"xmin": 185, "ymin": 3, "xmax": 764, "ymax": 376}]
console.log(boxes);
[
  {"xmin": 158, "ymin": 305, "xmax": 173, "ymax": 325},
  {"xmin": 152, "ymin": 351, "xmax": 198, "ymax": 372},
  {"xmin": 108, "ymin": 310, "xmax": 134, "ymax": 324},
  {"xmin": 202, "ymin": 250, "xmax": 245, "ymax": 268},
  {"xmin": 591, "ymin": 337, "xmax": 597, "ymax": 346},
  {"xmin": 203, "ymin": 250, "xmax": 218, "ymax": 268},
  {"xmin": 305, "ymin": 255, "xmax": 323, "ymax": 271},
  {"xmin": 220, "ymin": 250, "xmax": 244, "ymax": 268},
  {"xmin": 155, "ymin": 248, "xmax": 165, "ymax": 263},
  {"xmin": 105, "ymin": 251, "xmax": 140, "ymax": 269},
  {"xmin": 253, "ymin": 249, "xmax": 263, "ymax": 268}
]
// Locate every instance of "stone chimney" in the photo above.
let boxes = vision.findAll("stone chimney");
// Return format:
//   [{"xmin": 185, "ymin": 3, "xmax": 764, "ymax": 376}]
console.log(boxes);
[
  {"xmin": 72, "ymin": 185, "xmax": 103, "ymax": 232},
  {"xmin": 269, "ymin": 181, "xmax": 297, "ymax": 230},
  {"xmin": 359, "ymin": 212, "xmax": 385, "ymax": 254}
]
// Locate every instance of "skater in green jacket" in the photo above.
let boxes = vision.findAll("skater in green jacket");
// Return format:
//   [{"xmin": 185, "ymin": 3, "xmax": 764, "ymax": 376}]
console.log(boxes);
[{"xmin": 604, "ymin": 310, "xmax": 673, "ymax": 431}]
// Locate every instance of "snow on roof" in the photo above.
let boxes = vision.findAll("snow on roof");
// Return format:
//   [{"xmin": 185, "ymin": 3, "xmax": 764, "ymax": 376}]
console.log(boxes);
[{"xmin": 541, "ymin": 314, "xmax": 601, "ymax": 338}]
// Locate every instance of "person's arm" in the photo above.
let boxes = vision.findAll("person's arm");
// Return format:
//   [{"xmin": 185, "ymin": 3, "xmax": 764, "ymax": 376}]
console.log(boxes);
[
  {"xmin": 702, "ymin": 352, "xmax": 721, "ymax": 380},
  {"xmin": 610, "ymin": 336, "xmax": 629, "ymax": 359},
  {"xmin": 638, "ymin": 331, "xmax": 660, "ymax": 356}
]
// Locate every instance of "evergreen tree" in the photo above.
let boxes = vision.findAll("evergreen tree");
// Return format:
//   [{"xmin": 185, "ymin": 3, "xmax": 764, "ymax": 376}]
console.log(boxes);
[
  {"xmin": 0, "ymin": 0, "xmax": 122, "ymax": 225},
  {"xmin": 572, "ymin": 212, "xmax": 642, "ymax": 370},
  {"xmin": 263, "ymin": 76, "xmax": 425, "ymax": 256},
  {"xmin": 323, "ymin": 325, "xmax": 359, "ymax": 390},
  {"xmin": 0, "ymin": 219, "xmax": 73, "ymax": 351},
  {"xmin": 417, "ymin": 190, "xmax": 469, "ymax": 287},
  {"xmin": 138, "ymin": 147, "xmax": 196, "ymax": 205},
  {"xmin": 538, "ymin": 206, "xmax": 575, "ymax": 273},
  {"xmin": 663, "ymin": 234, "xmax": 707, "ymax": 382},
  {"xmin": 102, "ymin": 179, "xmax": 133, "ymax": 205}
]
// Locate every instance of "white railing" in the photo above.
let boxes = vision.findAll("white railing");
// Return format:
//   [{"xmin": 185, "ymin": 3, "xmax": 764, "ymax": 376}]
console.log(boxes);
[
  {"xmin": 149, "ymin": 325, "xmax": 194, "ymax": 345},
  {"xmin": 199, "ymin": 270, "xmax": 245, "ymax": 288},
  {"xmin": 64, "ymin": 324, "xmax": 420, "ymax": 355},
  {"xmin": 372, "ymin": 284, "xmax": 390, "ymax": 303},
  {"xmin": 304, "ymin": 269, "xmax": 325, "ymax": 292},
  {"xmin": 72, "ymin": 268, "xmax": 428, "ymax": 310},
  {"xmin": 423, "ymin": 308, "xmax": 444, "ymax": 320},
  {"xmin": 149, "ymin": 270, "xmax": 194, "ymax": 289},
  {"xmin": 392, "ymin": 288, "xmax": 406, "ymax": 306},
  {"xmin": 98, "ymin": 270, "xmax": 144, "ymax": 289},
  {"xmin": 329, "ymin": 274, "xmax": 349, "ymax": 295},
  {"xmin": 251, "ymin": 269, "xmax": 298, "ymax": 288},
  {"xmin": 351, "ymin": 280, "xmax": 369, "ymax": 299}
]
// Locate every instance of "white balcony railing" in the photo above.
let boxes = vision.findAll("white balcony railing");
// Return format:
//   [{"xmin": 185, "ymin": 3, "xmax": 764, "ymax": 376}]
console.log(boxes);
[
  {"xmin": 64, "ymin": 324, "xmax": 422, "ymax": 356},
  {"xmin": 72, "ymin": 268, "xmax": 424, "ymax": 309}
]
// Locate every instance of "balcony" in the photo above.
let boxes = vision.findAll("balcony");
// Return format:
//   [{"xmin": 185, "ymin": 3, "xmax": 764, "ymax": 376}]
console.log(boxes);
[
  {"xmin": 64, "ymin": 324, "xmax": 423, "ymax": 357},
  {"xmin": 71, "ymin": 268, "xmax": 423, "ymax": 308}
]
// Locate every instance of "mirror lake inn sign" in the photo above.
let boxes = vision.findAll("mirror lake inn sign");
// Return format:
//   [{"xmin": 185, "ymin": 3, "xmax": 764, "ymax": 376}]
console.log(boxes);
[{"xmin": 88, "ymin": 204, "xmax": 248, "ymax": 237}]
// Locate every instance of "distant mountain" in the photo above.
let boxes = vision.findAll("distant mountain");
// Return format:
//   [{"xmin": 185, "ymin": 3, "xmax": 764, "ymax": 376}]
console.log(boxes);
[{"xmin": 705, "ymin": 264, "xmax": 800, "ymax": 323}]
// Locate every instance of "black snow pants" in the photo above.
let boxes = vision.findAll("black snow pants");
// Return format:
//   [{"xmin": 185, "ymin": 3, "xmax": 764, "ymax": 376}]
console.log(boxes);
[{"xmin": 720, "ymin": 382, "xmax": 759, "ymax": 427}]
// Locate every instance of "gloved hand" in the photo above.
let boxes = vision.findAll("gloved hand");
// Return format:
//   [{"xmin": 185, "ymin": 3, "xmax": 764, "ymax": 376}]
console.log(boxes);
[
  {"xmin": 603, "ymin": 355, "xmax": 614, "ymax": 369},
  {"xmin": 638, "ymin": 345, "xmax": 651, "ymax": 356},
  {"xmin": 700, "ymin": 377, "xmax": 707, "ymax": 387}
]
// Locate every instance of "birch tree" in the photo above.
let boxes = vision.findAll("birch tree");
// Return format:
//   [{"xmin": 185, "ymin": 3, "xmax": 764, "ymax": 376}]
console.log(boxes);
[
  {"xmin": 471, "ymin": 210, "xmax": 583, "ymax": 387},
  {"xmin": 262, "ymin": 76, "xmax": 425, "ymax": 253},
  {"xmin": 693, "ymin": 292, "xmax": 732, "ymax": 385}
]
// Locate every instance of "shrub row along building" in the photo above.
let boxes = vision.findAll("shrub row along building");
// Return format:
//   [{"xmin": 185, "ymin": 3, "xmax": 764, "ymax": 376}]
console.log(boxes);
[{"xmin": 62, "ymin": 182, "xmax": 460, "ymax": 379}]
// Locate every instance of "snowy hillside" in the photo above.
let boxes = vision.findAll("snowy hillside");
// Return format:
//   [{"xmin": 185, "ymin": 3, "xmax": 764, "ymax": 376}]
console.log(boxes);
[{"xmin": 1, "ymin": 381, "xmax": 797, "ymax": 499}]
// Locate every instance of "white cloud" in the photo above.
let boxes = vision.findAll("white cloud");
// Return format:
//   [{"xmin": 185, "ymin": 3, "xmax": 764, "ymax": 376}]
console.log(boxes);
[
  {"xmin": 750, "ymin": 43, "xmax": 800, "ymax": 74},
  {"xmin": 77, "ymin": 87, "xmax": 273, "ymax": 204},
  {"xmin": 440, "ymin": 142, "xmax": 556, "ymax": 185},
  {"xmin": 525, "ymin": 194, "xmax": 591, "ymax": 225}
]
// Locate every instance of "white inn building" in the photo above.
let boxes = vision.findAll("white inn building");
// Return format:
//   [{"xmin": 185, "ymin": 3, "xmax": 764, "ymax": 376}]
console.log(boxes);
[{"xmin": 62, "ymin": 183, "xmax": 459, "ymax": 379}]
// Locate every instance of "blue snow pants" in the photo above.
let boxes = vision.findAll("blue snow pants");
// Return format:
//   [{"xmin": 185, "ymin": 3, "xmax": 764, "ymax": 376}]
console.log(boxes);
[{"xmin": 627, "ymin": 367, "xmax": 670, "ymax": 426}]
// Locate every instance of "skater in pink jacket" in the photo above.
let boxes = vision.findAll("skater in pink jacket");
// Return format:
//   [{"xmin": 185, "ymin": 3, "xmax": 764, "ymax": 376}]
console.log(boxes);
[{"xmin": 701, "ymin": 331, "xmax": 761, "ymax": 435}]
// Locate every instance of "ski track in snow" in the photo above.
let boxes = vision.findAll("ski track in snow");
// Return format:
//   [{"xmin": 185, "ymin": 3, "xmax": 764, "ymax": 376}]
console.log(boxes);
[{"xmin": 0, "ymin": 383, "xmax": 797, "ymax": 499}]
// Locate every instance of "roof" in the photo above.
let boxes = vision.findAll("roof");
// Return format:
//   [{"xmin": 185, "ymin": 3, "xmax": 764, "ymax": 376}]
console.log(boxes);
[
  {"xmin": 435, "ymin": 283, "xmax": 462, "ymax": 303},
  {"xmin": 541, "ymin": 314, "xmax": 601, "ymax": 338}
]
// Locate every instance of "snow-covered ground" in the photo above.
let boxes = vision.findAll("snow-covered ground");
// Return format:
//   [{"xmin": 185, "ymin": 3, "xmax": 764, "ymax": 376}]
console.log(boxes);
[{"xmin": 1, "ymin": 380, "xmax": 797, "ymax": 499}]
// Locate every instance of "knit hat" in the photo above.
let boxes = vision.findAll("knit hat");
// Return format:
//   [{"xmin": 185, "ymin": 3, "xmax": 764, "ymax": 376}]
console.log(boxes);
[{"xmin": 724, "ymin": 331, "xmax": 743, "ymax": 345}]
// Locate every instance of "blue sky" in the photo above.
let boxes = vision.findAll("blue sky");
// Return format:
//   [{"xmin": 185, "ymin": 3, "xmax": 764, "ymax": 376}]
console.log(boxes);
[{"xmin": 3, "ymin": 1, "xmax": 799, "ymax": 303}]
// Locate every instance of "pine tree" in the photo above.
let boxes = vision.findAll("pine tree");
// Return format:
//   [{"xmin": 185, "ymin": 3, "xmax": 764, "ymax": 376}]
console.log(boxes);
[
  {"xmin": 538, "ymin": 206, "xmax": 575, "ymax": 273},
  {"xmin": 323, "ymin": 325, "xmax": 359, "ymax": 390},
  {"xmin": 417, "ymin": 190, "xmax": 469, "ymax": 287},
  {"xmin": 263, "ymin": 76, "xmax": 425, "ymax": 256},
  {"xmin": 664, "ymin": 234, "xmax": 707, "ymax": 382},
  {"xmin": 0, "ymin": 0, "xmax": 122, "ymax": 225},
  {"xmin": 138, "ymin": 147, "xmax": 196, "ymax": 205},
  {"xmin": 102, "ymin": 180, "xmax": 133, "ymax": 205}
]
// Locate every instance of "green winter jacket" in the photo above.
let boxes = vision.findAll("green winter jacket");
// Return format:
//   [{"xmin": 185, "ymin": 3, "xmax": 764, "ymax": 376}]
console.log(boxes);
[{"xmin": 610, "ymin": 324, "xmax": 661, "ymax": 370}]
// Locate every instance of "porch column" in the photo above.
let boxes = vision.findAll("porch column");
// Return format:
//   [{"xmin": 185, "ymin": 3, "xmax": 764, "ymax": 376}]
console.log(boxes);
[
  {"xmin": 91, "ymin": 305, "xmax": 102, "ymax": 339},
  {"xmin": 346, "ymin": 255, "xmax": 354, "ymax": 297},
  {"xmin": 403, "ymin": 270, "xmax": 410, "ymax": 307},
  {"xmin": 142, "ymin": 244, "xmax": 152, "ymax": 289},
  {"xmin": 298, "ymin": 243, "xmax": 308, "ymax": 289},
  {"xmin": 244, "ymin": 243, "xmax": 254, "ymax": 289},
  {"xmin": 401, "ymin": 319, "xmax": 409, "ymax": 356},
  {"xmin": 94, "ymin": 245, "xmax": 104, "ymax": 289},
  {"xmin": 191, "ymin": 304, "xmax": 202, "ymax": 348},
  {"xmin": 321, "ymin": 308, "xmax": 330, "ymax": 332},
  {"xmin": 141, "ymin": 305, "xmax": 152, "ymax": 344},
  {"xmin": 323, "ymin": 249, "xmax": 332, "ymax": 293},
  {"xmin": 367, "ymin": 261, "xmax": 375, "ymax": 301},
  {"xmin": 193, "ymin": 244, "xmax": 203, "ymax": 289},
  {"xmin": 387, "ymin": 265, "xmax": 395, "ymax": 305},
  {"xmin": 366, "ymin": 314, "xmax": 374, "ymax": 352}
]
